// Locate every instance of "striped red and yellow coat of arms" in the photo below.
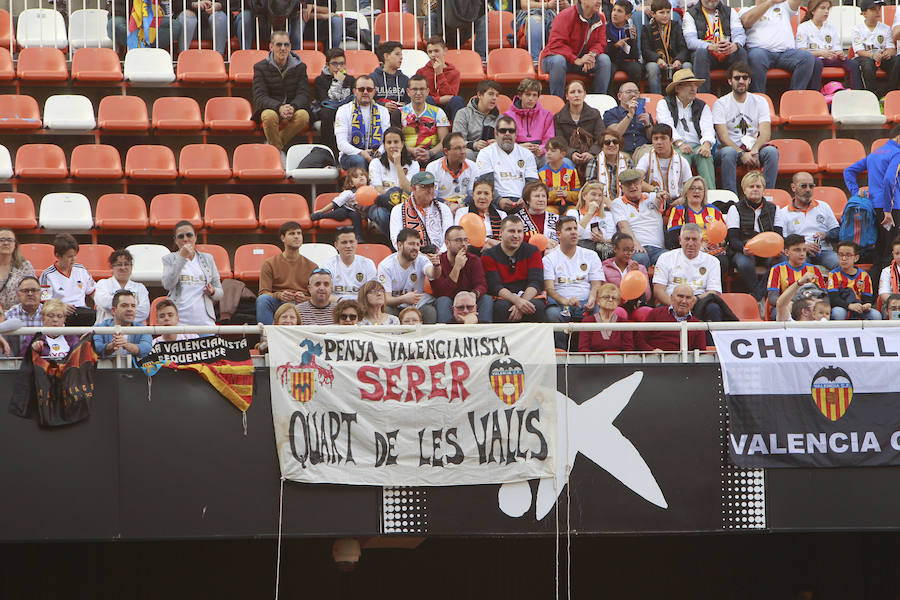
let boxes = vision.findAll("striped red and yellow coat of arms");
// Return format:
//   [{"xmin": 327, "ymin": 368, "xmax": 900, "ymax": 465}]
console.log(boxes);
[
  {"xmin": 489, "ymin": 358, "xmax": 525, "ymax": 405},
  {"xmin": 810, "ymin": 366, "xmax": 853, "ymax": 421},
  {"xmin": 290, "ymin": 368, "xmax": 317, "ymax": 403}
]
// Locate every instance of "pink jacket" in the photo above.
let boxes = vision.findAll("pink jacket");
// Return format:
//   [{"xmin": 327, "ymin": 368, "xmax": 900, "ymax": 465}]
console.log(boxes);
[{"xmin": 504, "ymin": 96, "xmax": 556, "ymax": 150}]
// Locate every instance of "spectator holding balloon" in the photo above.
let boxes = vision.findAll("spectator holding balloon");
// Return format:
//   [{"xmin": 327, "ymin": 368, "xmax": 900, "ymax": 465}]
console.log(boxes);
[
  {"xmin": 311, "ymin": 167, "xmax": 372, "ymax": 241},
  {"xmin": 454, "ymin": 179, "xmax": 506, "ymax": 253},
  {"xmin": 603, "ymin": 232, "xmax": 652, "ymax": 318},
  {"xmin": 431, "ymin": 225, "xmax": 493, "ymax": 324}
]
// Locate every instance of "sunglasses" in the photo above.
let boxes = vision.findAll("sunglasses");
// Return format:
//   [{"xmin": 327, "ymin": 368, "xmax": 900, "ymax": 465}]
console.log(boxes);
[
  {"xmin": 311, "ymin": 267, "xmax": 332, "ymax": 276},
  {"xmin": 454, "ymin": 304, "xmax": 476, "ymax": 311},
  {"xmin": 356, "ymin": 86, "xmax": 375, "ymax": 92},
  {"xmin": 496, "ymin": 127, "xmax": 516, "ymax": 134},
  {"xmin": 176, "ymin": 232, "xmax": 195, "ymax": 239},
  {"xmin": 731, "ymin": 74, "xmax": 750, "ymax": 81},
  {"xmin": 603, "ymin": 139, "xmax": 619, "ymax": 146},
  {"xmin": 339, "ymin": 313, "xmax": 359, "ymax": 321}
]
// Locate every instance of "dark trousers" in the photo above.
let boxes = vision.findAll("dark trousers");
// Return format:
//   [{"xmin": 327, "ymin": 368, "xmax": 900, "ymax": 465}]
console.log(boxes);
[
  {"xmin": 493, "ymin": 297, "xmax": 547, "ymax": 323},
  {"xmin": 611, "ymin": 59, "xmax": 643, "ymax": 91},
  {"xmin": 312, "ymin": 206, "xmax": 363, "ymax": 240},
  {"xmin": 857, "ymin": 56, "xmax": 900, "ymax": 96}
]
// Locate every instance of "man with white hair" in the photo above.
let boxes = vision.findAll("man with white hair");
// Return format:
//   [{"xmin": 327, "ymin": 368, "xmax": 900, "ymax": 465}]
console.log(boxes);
[
  {"xmin": 451, "ymin": 291, "xmax": 480, "ymax": 324},
  {"xmin": 652, "ymin": 223, "xmax": 723, "ymax": 321}
]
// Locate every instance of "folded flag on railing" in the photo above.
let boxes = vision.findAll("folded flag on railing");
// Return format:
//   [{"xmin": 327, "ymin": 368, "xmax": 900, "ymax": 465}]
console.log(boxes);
[
  {"xmin": 138, "ymin": 336, "xmax": 255, "ymax": 412},
  {"xmin": 128, "ymin": 0, "xmax": 160, "ymax": 50},
  {"xmin": 8, "ymin": 333, "xmax": 98, "ymax": 428}
]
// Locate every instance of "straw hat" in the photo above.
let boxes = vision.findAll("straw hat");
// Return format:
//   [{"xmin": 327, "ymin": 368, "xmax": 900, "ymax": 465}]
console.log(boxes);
[{"xmin": 665, "ymin": 68, "xmax": 706, "ymax": 95}]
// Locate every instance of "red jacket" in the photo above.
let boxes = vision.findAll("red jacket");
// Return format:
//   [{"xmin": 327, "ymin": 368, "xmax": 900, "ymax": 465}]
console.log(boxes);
[
  {"xmin": 431, "ymin": 251, "xmax": 488, "ymax": 299},
  {"xmin": 417, "ymin": 61, "xmax": 461, "ymax": 98},
  {"xmin": 541, "ymin": 3, "xmax": 607, "ymax": 64},
  {"xmin": 635, "ymin": 306, "xmax": 706, "ymax": 352}
]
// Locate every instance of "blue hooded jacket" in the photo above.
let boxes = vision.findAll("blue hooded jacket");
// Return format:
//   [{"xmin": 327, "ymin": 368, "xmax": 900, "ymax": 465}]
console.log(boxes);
[{"xmin": 844, "ymin": 139, "xmax": 900, "ymax": 210}]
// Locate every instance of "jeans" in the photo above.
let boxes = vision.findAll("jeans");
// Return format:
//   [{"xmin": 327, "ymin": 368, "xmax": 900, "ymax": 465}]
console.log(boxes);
[
  {"xmin": 806, "ymin": 246, "xmax": 839, "ymax": 272},
  {"xmin": 716, "ymin": 145, "xmax": 779, "ymax": 194},
  {"xmin": 747, "ymin": 47, "xmax": 818, "ymax": 94},
  {"xmin": 690, "ymin": 46, "xmax": 748, "ymax": 93},
  {"xmin": 176, "ymin": 10, "xmax": 228, "ymax": 56},
  {"xmin": 547, "ymin": 299, "xmax": 588, "ymax": 349},
  {"xmin": 256, "ymin": 294, "xmax": 285, "ymax": 325},
  {"xmin": 108, "ymin": 15, "xmax": 178, "ymax": 50},
  {"xmin": 831, "ymin": 306, "xmax": 882, "ymax": 320},
  {"xmin": 645, "ymin": 60, "xmax": 692, "ymax": 95},
  {"xmin": 367, "ymin": 205, "xmax": 391, "ymax": 239},
  {"xmin": 493, "ymin": 297, "xmax": 547, "ymax": 323},
  {"xmin": 428, "ymin": 95, "xmax": 466, "ymax": 122},
  {"xmin": 235, "ymin": 10, "xmax": 302, "ymax": 50},
  {"xmin": 339, "ymin": 153, "xmax": 369, "ymax": 170},
  {"xmin": 514, "ymin": 9, "xmax": 555, "ymax": 62},
  {"xmin": 631, "ymin": 245, "xmax": 665, "ymax": 267},
  {"xmin": 302, "ymin": 15, "xmax": 347, "ymax": 50},
  {"xmin": 731, "ymin": 252, "xmax": 777, "ymax": 300},
  {"xmin": 541, "ymin": 53, "xmax": 613, "ymax": 98},
  {"xmin": 435, "ymin": 294, "xmax": 494, "ymax": 323}
]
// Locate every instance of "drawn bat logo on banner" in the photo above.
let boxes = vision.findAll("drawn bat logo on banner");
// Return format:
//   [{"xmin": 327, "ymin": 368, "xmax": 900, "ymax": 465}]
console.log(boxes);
[
  {"xmin": 810, "ymin": 366, "xmax": 853, "ymax": 421},
  {"xmin": 489, "ymin": 358, "xmax": 525, "ymax": 405},
  {"xmin": 497, "ymin": 372, "xmax": 668, "ymax": 519},
  {"xmin": 276, "ymin": 339, "xmax": 335, "ymax": 403}
]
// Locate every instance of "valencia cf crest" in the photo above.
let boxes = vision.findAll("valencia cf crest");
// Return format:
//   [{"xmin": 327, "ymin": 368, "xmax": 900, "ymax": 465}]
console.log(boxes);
[
  {"xmin": 878, "ymin": 35, "xmax": 885, "ymax": 44},
  {"xmin": 810, "ymin": 366, "xmax": 853, "ymax": 421},
  {"xmin": 699, "ymin": 267, "xmax": 707, "ymax": 275},
  {"xmin": 517, "ymin": 160, "xmax": 525, "ymax": 168},
  {"xmin": 356, "ymin": 272, "xmax": 364, "ymax": 282},
  {"xmin": 825, "ymin": 35, "xmax": 832, "ymax": 43},
  {"xmin": 489, "ymin": 357, "xmax": 525, "ymax": 405},
  {"xmin": 411, "ymin": 273, "xmax": 418, "ymax": 282},
  {"xmin": 580, "ymin": 263, "xmax": 588, "ymax": 271}
]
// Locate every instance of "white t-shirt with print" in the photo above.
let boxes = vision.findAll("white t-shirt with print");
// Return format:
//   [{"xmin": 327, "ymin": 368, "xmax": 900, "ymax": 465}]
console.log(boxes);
[
  {"xmin": 376, "ymin": 253, "xmax": 434, "ymax": 308},
  {"xmin": 852, "ymin": 22, "xmax": 896, "ymax": 54},
  {"xmin": 796, "ymin": 20, "xmax": 841, "ymax": 52},
  {"xmin": 474, "ymin": 143, "xmax": 539, "ymax": 199},
  {"xmin": 174, "ymin": 254, "xmax": 211, "ymax": 326},
  {"xmin": 712, "ymin": 92, "xmax": 771, "ymax": 147},
  {"xmin": 454, "ymin": 206, "xmax": 507, "ymax": 239},
  {"xmin": 43, "ymin": 334, "xmax": 70, "ymax": 359},
  {"xmin": 368, "ymin": 158, "xmax": 420, "ymax": 190},
  {"xmin": 652, "ymin": 248, "xmax": 722, "ymax": 295},
  {"xmin": 779, "ymin": 201, "xmax": 840, "ymax": 243},
  {"xmin": 39, "ymin": 263, "xmax": 95, "ymax": 306},
  {"xmin": 542, "ymin": 246, "xmax": 605, "ymax": 302},
  {"xmin": 322, "ymin": 254, "xmax": 377, "ymax": 301},
  {"xmin": 565, "ymin": 208, "xmax": 616, "ymax": 241}
]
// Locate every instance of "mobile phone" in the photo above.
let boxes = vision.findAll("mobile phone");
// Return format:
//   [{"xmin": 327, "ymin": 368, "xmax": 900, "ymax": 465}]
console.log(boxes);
[
  {"xmin": 590, "ymin": 222, "xmax": 600, "ymax": 232},
  {"xmin": 635, "ymin": 97, "xmax": 646, "ymax": 115},
  {"xmin": 421, "ymin": 244, "xmax": 438, "ymax": 255}
]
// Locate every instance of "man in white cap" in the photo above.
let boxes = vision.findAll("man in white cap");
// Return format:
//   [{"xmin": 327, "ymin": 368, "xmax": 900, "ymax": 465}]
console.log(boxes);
[{"xmin": 655, "ymin": 68, "xmax": 716, "ymax": 189}]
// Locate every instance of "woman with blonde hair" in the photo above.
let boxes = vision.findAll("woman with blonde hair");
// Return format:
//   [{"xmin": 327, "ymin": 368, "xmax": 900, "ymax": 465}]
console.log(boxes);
[
  {"xmin": 566, "ymin": 182, "xmax": 616, "ymax": 258},
  {"xmin": 256, "ymin": 303, "xmax": 302, "ymax": 353},
  {"xmin": 0, "ymin": 227, "xmax": 35, "ymax": 311},
  {"xmin": 25, "ymin": 298, "xmax": 80, "ymax": 359},
  {"xmin": 665, "ymin": 176, "xmax": 726, "ymax": 260},
  {"xmin": 357, "ymin": 280, "xmax": 400, "ymax": 325},
  {"xmin": 579, "ymin": 283, "xmax": 634, "ymax": 352}
]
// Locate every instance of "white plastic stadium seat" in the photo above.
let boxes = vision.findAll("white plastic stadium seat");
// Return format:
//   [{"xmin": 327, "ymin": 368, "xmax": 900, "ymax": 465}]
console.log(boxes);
[
  {"xmin": 826, "ymin": 6, "xmax": 863, "ymax": 49},
  {"xmin": 17, "ymin": 9, "xmax": 68, "ymax": 49},
  {"xmin": 584, "ymin": 94, "xmax": 617, "ymax": 114},
  {"xmin": 0, "ymin": 145, "xmax": 12, "ymax": 180},
  {"xmin": 334, "ymin": 11, "xmax": 370, "ymax": 50},
  {"xmin": 401, "ymin": 49, "xmax": 430, "ymax": 78},
  {"xmin": 124, "ymin": 48, "xmax": 176, "ymax": 83},
  {"xmin": 39, "ymin": 193, "xmax": 94, "ymax": 231},
  {"xmin": 706, "ymin": 189, "xmax": 739, "ymax": 206},
  {"xmin": 286, "ymin": 144, "xmax": 339, "ymax": 198},
  {"xmin": 43, "ymin": 95, "xmax": 96, "ymax": 130},
  {"xmin": 68, "ymin": 9, "xmax": 114, "ymax": 49},
  {"xmin": 831, "ymin": 90, "xmax": 886, "ymax": 127},
  {"xmin": 126, "ymin": 244, "xmax": 171, "ymax": 284},
  {"xmin": 299, "ymin": 243, "xmax": 338, "ymax": 264}
]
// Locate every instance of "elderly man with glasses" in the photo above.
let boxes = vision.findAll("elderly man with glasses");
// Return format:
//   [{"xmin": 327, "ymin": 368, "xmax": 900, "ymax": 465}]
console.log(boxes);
[
  {"xmin": 5, "ymin": 276, "xmax": 42, "ymax": 355},
  {"xmin": 779, "ymin": 172, "xmax": 840, "ymax": 272},
  {"xmin": 451, "ymin": 291, "xmax": 480, "ymax": 324},
  {"xmin": 93, "ymin": 249, "xmax": 150, "ymax": 325}
]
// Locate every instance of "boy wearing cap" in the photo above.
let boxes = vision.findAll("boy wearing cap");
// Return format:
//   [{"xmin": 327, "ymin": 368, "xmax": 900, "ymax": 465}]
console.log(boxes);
[
  {"xmin": 389, "ymin": 171, "xmax": 454, "ymax": 252},
  {"xmin": 853, "ymin": 0, "xmax": 900, "ymax": 96}
]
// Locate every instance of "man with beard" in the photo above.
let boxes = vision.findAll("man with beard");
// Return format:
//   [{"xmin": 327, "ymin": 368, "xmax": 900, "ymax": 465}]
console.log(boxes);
[
  {"xmin": 779, "ymin": 171, "xmax": 840, "ymax": 272},
  {"xmin": 682, "ymin": 0, "xmax": 748, "ymax": 92},
  {"xmin": 475, "ymin": 116, "xmax": 539, "ymax": 214},
  {"xmin": 377, "ymin": 228, "xmax": 440, "ymax": 323},
  {"xmin": 482, "ymin": 216, "xmax": 547, "ymax": 323},
  {"xmin": 431, "ymin": 226, "xmax": 491, "ymax": 323}
]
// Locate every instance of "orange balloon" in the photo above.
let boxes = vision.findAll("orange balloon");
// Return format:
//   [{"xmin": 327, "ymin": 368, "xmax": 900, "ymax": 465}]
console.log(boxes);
[
  {"xmin": 459, "ymin": 212, "xmax": 487, "ymax": 248},
  {"xmin": 356, "ymin": 185, "xmax": 378, "ymax": 207},
  {"xmin": 620, "ymin": 270, "xmax": 648, "ymax": 301},
  {"xmin": 705, "ymin": 220, "xmax": 727, "ymax": 245},
  {"xmin": 530, "ymin": 233, "xmax": 549, "ymax": 252},
  {"xmin": 745, "ymin": 231, "xmax": 785, "ymax": 258}
]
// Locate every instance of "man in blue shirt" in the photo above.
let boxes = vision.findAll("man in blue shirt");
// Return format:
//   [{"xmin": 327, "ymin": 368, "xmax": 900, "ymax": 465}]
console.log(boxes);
[
  {"xmin": 94, "ymin": 289, "xmax": 152, "ymax": 360},
  {"xmin": 603, "ymin": 81, "xmax": 654, "ymax": 161},
  {"xmin": 844, "ymin": 125, "xmax": 900, "ymax": 227}
]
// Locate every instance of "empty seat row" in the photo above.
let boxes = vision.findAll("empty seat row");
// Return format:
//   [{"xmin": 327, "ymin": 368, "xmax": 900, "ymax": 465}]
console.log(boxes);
[
  {"xmin": 0, "ymin": 143, "xmax": 285, "ymax": 181},
  {"xmin": 0, "ymin": 94, "xmax": 258, "ymax": 132}
]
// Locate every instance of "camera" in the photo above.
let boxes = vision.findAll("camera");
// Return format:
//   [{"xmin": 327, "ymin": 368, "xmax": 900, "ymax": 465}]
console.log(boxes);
[{"xmin": 421, "ymin": 244, "xmax": 438, "ymax": 255}]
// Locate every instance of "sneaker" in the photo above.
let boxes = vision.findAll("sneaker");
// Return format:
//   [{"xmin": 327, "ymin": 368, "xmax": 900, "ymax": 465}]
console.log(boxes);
[{"xmin": 280, "ymin": 150, "xmax": 287, "ymax": 169}]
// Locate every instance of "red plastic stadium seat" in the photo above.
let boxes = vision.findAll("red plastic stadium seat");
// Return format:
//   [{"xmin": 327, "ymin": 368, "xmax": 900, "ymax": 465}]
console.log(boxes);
[
  {"xmin": 232, "ymin": 144, "xmax": 285, "ymax": 180},
  {"xmin": 640, "ymin": 94, "xmax": 663, "ymax": 120},
  {"xmin": 70, "ymin": 144, "xmax": 123, "ymax": 180},
  {"xmin": 233, "ymin": 243, "xmax": 281, "ymax": 282},
  {"xmin": 765, "ymin": 188, "xmax": 791, "ymax": 209},
  {"xmin": 755, "ymin": 93, "xmax": 782, "ymax": 127},
  {"xmin": 149, "ymin": 193, "xmax": 203, "ymax": 230},
  {"xmin": 496, "ymin": 94, "xmax": 513, "ymax": 114},
  {"xmin": 98, "ymin": 96, "xmax": 149, "ymax": 132},
  {"xmin": 696, "ymin": 93, "xmax": 718, "ymax": 109},
  {"xmin": 95, "ymin": 193, "xmax": 149, "ymax": 231},
  {"xmin": 296, "ymin": 50, "xmax": 326, "ymax": 83},
  {"xmin": 487, "ymin": 48, "xmax": 535, "ymax": 85},
  {"xmin": 78, "ymin": 244, "xmax": 115, "ymax": 279},
  {"xmin": 0, "ymin": 9, "xmax": 13, "ymax": 50},
  {"xmin": 445, "ymin": 49, "xmax": 485, "ymax": 84},
  {"xmin": 374, "ymin": 12, "xmax": 423, "ymax": 49},
  {"xmin": 344, "ymin": 50, "xmax": 380, "ymax": 78},
  {"xmin": 313, "ymin": 193, "xmax": 353, "ymax": 230},
  {"xmin": 15, "ymin": 144, "xmax": 67, "ymax": 179},
  {"xmin": 152, "ymin": 97, "xmax": 204, "ymax": 132},
  {"xmin": 204, "ymin": 97, "xmax": 256, "ymax": 132},
  {"xmin": 204, "ymin": 193, "xmax": 258, "ymax": 230},
  {"xmin": 811, "ymin": 186, "xmax": 848, "ymax": 221},
  {"xmin": 817, "ymin": 138, "xmax": 865, "ymax": 175},
  {"xmin": 0, "ymin": 48, "xmax": 13, "ymax": 81},
  {"xmin": 0, "ymin": 192, "xmax": 37, "ymax": 229},
  {"xmin": 16, "ymin": 47, "xmax": 67, "ymax": 81},
  {"xmin": 538, "ymin": 94, "xmax": 565, "ymax": 114},
  {"xmin": 356, "ymin": 243, "xmax": 392, "ymax": 266},
  {"xmin": 779, "ymin": 90, "xmax": 833, "ymax": 127},
  {"xmin": 769, "ymin": 139, "xmax": 819, "ymax": 174},
  {"xmin": 229, "ymin": 49, "xmax": 267, "ymax": 84},
  {"xmin": 176, "ymin": 49, "xmax": 228, "ymax": 82},
  {"xmin": 0, "ymin": 95, "xmax": 41, "ymax": 130},
  {"xmin": 258, "ymin": 193, "xmax": 312, "ymax": 230},
  {"xmin": 178, "ymin": 144, "xmax": 232, "ymax": 180},
  {"xmin": 485, "ymin": 10, "xmax": 514, "ymax": 49},
  {"xmin": 196, "ymin": 244, "xmax": 233, "ymax": 279},
  {"xmin": 872, "ymin": 138, "xmax": 889, "ymax": 153},
  {"xmin": 71, "ymin": 48, "xmax": 123, "ymax": 82},
  {"xmin": 722, "ymin": 293, "xmax": 761, "ymax": 321},
  {"xmin": 884, "ymin": 90, "xmax": 900, "ymax": 123},
  {"xmin": 125, "ymin": 145, "xmax": 178, "ymax": 180},
  {"xmin": 148, "ymin": 296, "xmax": 166, "ymax": 325},
  {"xmin": 768, "ymin": 68, "xmax": 791, "ymax": 81},
  {"xmin": 19, "ymin": 243, "xmax": 54, "ymax": 272}
]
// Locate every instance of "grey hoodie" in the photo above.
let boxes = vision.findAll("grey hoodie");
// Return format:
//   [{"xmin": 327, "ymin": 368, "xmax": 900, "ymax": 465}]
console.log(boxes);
[{"xmin": 452, "ymin": 97, "xmax": 500, "ymax": 161}]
